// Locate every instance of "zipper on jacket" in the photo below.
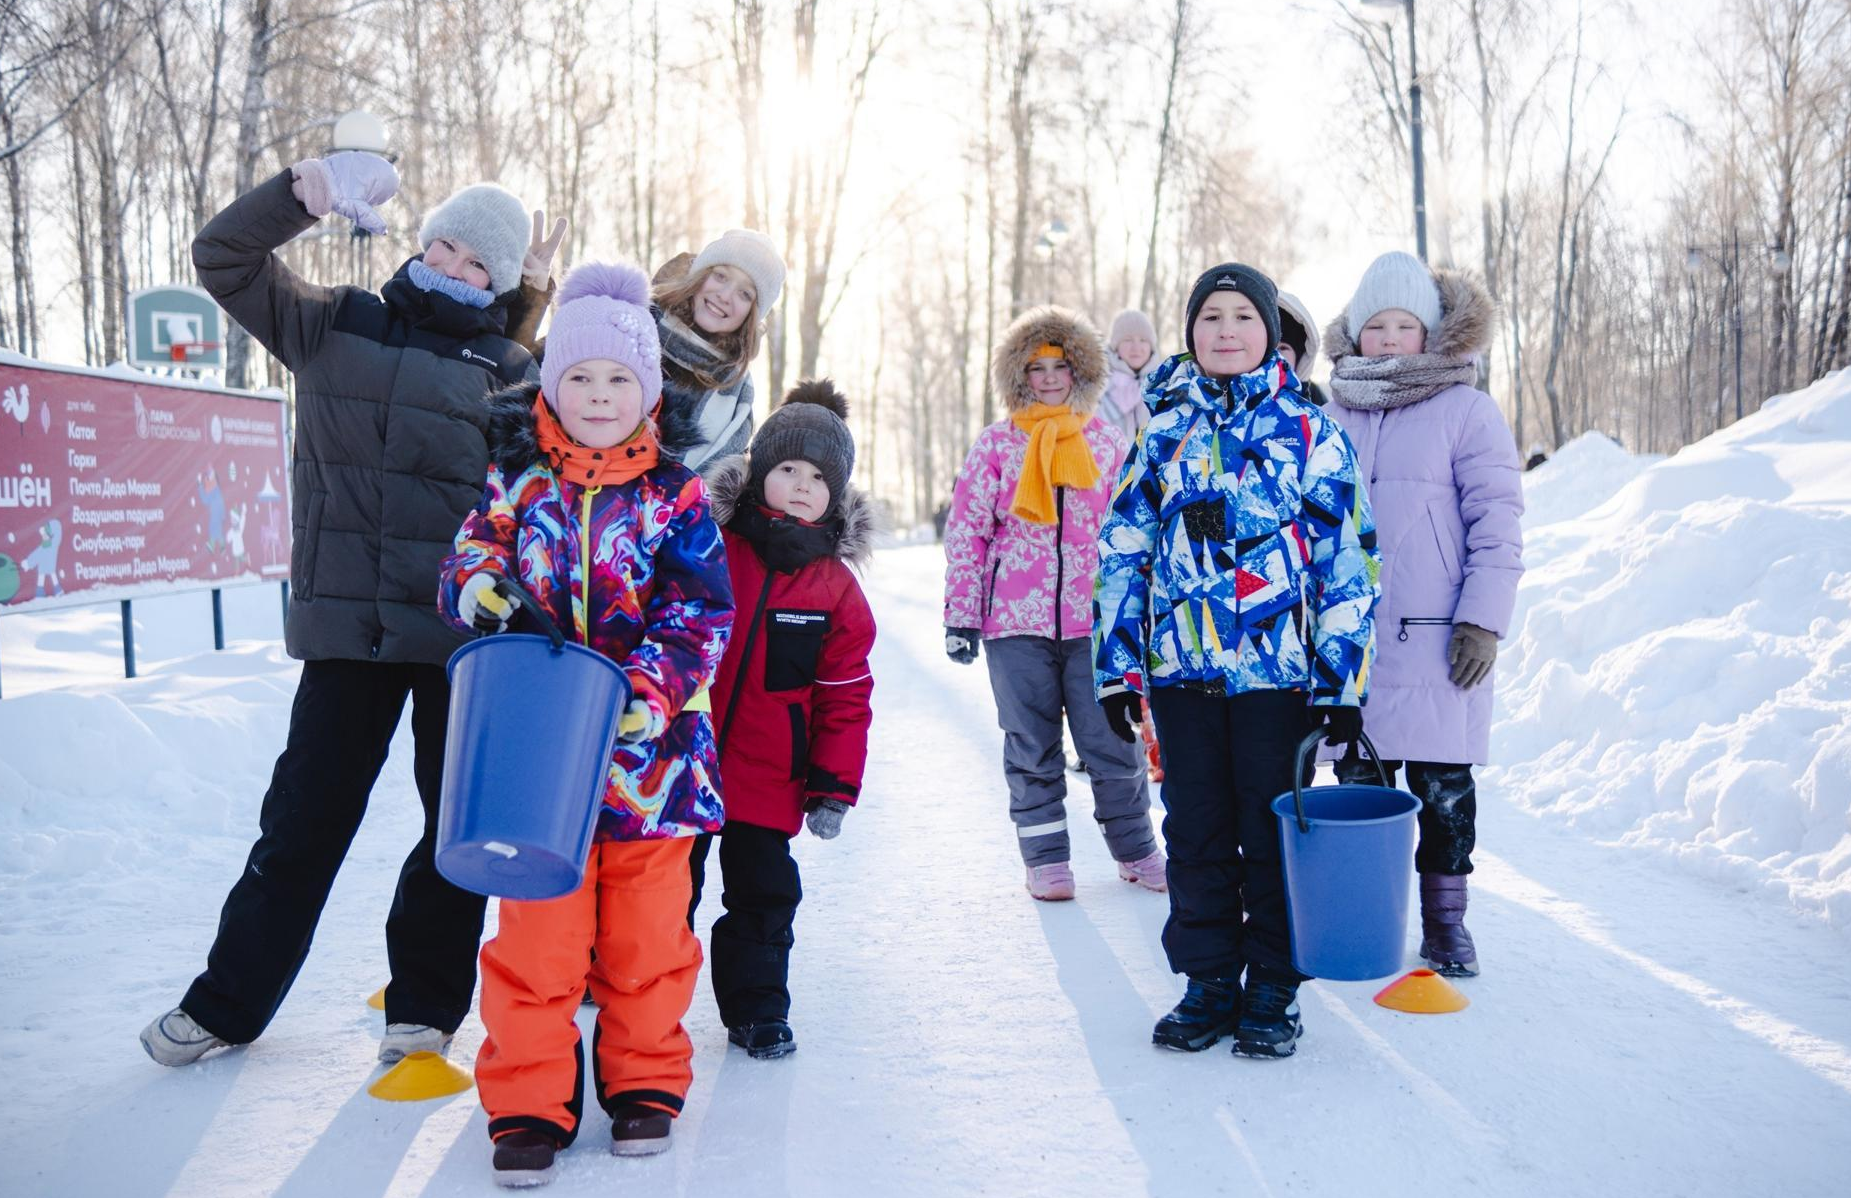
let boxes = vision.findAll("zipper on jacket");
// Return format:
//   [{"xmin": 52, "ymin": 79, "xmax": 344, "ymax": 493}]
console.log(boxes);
[
  {"xmin": 716, "ymin": 571, "xmax": 778, "ymax": 756},
  {"xmin": 578, "ymin": 485, "xmax": 602, "ymax": 643},
  {"xmin": 1398, "ymin": 617, "xmax": 1452, "ymax": 642},
  {"xmin": 1053, "ymin": 485, "xmax": 1066, "ymax": 641}
]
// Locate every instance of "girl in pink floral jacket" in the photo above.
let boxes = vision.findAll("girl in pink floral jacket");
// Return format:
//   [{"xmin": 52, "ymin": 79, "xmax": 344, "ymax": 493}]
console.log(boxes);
[{"xmin": 942, "ymin": 306, "xmax": 1164, "ymax": 901}]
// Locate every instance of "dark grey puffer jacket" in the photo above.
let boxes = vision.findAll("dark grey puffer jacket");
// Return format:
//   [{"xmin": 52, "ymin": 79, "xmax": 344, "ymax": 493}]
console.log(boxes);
[{"xmin": 193, "ymin": 170, "xmax": 536, "ymax": 664}]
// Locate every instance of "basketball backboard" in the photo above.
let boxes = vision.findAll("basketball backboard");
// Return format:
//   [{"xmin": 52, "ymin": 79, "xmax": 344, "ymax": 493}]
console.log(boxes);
[{"xmin": 127, "ymin": 285, "xmax": 224, "ymax": 371}]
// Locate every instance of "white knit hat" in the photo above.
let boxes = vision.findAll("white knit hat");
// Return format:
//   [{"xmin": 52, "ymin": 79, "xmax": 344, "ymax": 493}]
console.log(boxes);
[
  {"xmin": 418, "ymin": 183, "xmax": 529, "ymax": 295},
  {"xmin": 691, "ymin": 229, "xmax": 787, "ymax": 311},
  {"xmin": 1107, "ymin": 309, "xmax": 1157, "ymax": 348},
  {"xmin": 1344, "ymin": 251, "xmax": 1443, "ymax": 342}
]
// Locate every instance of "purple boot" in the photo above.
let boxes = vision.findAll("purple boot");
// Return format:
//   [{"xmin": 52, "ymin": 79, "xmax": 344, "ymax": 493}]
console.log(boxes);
[{"xmin": 1418, "ymin": 873, "xmax": 1479, "ymax": 977}]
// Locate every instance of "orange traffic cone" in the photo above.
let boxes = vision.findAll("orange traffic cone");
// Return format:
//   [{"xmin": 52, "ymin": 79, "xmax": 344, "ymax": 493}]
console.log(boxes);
[{"xmin": 1373, "ymin": 968, "xmax": 1470, "ymax": 1014}]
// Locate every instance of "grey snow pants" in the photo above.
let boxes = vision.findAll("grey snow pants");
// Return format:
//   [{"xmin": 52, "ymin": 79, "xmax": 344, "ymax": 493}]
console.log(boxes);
[{"xmin": 983, "ymin": 634, "xmax": 1157, "ymax": 867}]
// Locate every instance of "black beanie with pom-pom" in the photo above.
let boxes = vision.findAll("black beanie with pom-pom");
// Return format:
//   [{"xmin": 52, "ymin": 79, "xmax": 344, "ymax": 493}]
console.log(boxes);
[{"xmin": 747, "ymin": 378, "xmax": 856, "ymax": 516}]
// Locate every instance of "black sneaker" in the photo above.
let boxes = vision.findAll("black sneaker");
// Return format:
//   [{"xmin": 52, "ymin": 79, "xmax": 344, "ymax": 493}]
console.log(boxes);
[
  {"xmin": 491, "ymin": 1130, "xmax": 558, "ymax": 1187},
  {"xmin": 1233, "ymin": 966, "xmax": 1303, "ymax": 1058},
  {"xmin": 1152, "ymin": 975, "xmax": 1241, "ymax": 1051},
  {"xmin": 728, "ymin": 1019, "xmax": 797, "ymax": 1060},
  {"xmin": 609, "ymin": 1104, "xmax": 673, "ymax": 1156}
]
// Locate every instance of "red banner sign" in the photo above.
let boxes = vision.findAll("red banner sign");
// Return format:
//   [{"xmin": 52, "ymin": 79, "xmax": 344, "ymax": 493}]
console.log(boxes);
[{"xmin": 0, "ymin": 353, "xmax": 292, "ymax": 612}]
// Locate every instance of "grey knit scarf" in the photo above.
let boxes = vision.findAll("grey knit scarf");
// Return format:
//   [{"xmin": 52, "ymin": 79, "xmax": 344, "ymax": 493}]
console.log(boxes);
[
  {"xmin": 1328, "ymin": 352, "xmax": 1478, "ymax": 412},
  {"xmin": 657, "ymin": 310, "xmax": 755, "ymax": 470}
]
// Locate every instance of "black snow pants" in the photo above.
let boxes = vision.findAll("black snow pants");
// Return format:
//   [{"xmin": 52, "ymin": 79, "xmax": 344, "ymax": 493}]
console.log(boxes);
[
  {"xmin": 181, "ymin": 659, "xmax": 488, "ymax": 1043},
  {"xmin": 688, "ymin": 820, "xmax": 803, "ymax": 1027},
  {"xmin": 1334, "ymin": 757, "xmax": 1477, "ymax": 875}
]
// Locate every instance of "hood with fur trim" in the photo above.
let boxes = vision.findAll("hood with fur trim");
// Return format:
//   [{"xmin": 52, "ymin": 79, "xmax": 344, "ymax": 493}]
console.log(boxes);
[
  {"xmin": 481, "ymin": 380, "xmax": 706, "ymax": 476},
  {"xmin": 991, "ymin": 306, "xmax": 1109, "ymax": 415},
  {"xmin": 703, "ymin": 453, "xmax": 877, "ymax": 570},
  {"xmin": 1323, "ymin": 267, "xmax": 1494, "ymax": 363}
]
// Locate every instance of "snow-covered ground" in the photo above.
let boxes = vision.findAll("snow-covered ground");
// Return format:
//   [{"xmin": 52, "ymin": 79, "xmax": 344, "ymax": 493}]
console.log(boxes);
[{"xmin": 3, "ymin": 376, "xmax": 1850, "ymax": 1196}]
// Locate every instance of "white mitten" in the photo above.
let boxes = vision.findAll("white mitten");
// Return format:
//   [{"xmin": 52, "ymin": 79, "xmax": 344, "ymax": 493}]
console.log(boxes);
[{"xmin": 322, "ymin": 151, "xmax": 400, "ymax": 235}]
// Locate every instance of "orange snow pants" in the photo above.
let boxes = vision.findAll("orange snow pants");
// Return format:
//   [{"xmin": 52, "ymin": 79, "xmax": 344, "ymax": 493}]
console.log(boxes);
[{"xmin": 476, "ymin": 837, "xmax": 700, "ymax": 1146}]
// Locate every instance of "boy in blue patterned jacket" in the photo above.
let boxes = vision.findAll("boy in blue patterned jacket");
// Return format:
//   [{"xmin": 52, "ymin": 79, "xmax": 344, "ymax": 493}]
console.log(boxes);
[{"xmin": 1094, "ymin": 263, "xmax": 1380, "ymax": 1059}]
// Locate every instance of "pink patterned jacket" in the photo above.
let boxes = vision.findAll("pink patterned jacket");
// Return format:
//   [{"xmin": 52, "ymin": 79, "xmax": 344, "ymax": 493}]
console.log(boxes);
[{"xmin": 942, "ymin": 416, "xmax": 1128, "ymax": 642}]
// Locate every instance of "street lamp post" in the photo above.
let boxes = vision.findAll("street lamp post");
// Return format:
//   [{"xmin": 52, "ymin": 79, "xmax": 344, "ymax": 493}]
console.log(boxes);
[
  {"xmin": 1685, "ymin": 234, "xmax": 1791, "ymax": 424},
  {"xmin": 1362, "ymin": 0, "xmax": 1427, "ymax": 261},
  {"xmin": 1034, "ymin": 218, "xmax": 1071, "ymax": 306}
]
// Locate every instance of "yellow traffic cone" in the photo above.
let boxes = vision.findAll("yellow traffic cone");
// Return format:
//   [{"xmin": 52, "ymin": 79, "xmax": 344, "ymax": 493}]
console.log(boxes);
[
  {"xmin": 368, "ymin": 1051, "xmax": 473, "ymax": 1102},
  {"xmin": 1373, "ymin": 968, "xmax": 1470, "ymax": 1014},
  {"xmin": 366, "ymin": 986, "xmax": 387, "ymax": 1012}
]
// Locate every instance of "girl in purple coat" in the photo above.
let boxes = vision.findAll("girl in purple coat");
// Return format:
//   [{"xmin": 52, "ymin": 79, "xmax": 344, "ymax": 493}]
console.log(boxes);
[{"xmin": 1323, "ymin": 251, "xmax": 1524, "ymax": 978}]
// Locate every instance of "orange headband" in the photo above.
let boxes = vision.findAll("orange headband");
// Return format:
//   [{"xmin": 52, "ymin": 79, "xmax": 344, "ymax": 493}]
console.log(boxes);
[{"xmin": 1033, "ymin": 344, "xmax": 1065, "ymax": 360}]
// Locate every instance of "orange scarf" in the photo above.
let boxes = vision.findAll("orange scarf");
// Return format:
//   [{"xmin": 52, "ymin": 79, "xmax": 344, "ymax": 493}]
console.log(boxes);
[
  {"xmin": 533, "ymin": 393, "xmax": 660, "ymax": 487},
  {"xmin": 1009, "ymin": 403, "xmax": 1099, "ymax": 524}
]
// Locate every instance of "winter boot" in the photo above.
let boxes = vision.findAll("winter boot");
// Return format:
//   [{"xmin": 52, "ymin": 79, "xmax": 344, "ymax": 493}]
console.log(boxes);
[
  {"xmin": 1115, "ymin": 849, "xmax": 1168, "ymax": 893},
  {"xmin": 609, "ymin": 1104, "xmax": 674, "ymax": 1156},
  {"xmin": 140, "ymin": 1007, "xmax": 229, "ymax": 1067},
  {"xmin": 1233, "ymin": 966, "xmax": 1303, "ymax": 1059},
  {"xmin": 1025, "ymin": 861, "xmax": 1076, "ymax": 901},
  {"xmin": 728, "ymin": 1019, "xmax": 797, "ymax": 1060},
  {"xmin": 380, "ymin": 1022, "xmax": 454, "ymax": 1063},
  {"xmin": 1151, "ymin": 975, "xmax": 1241, "ymax": 1051},
  {"xmin": 491, "ymin": 1130, "xmax": 559, "ymax": 1187},
  {"xmin": 1418, "ymin": 873, "xmax": 1480, "ymax": 977}
]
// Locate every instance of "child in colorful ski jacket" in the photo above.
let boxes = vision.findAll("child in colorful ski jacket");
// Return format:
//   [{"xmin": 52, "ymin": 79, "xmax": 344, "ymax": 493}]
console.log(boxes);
[
  {"xmin": 943, "ymin": 306, "xmax": 1165, "ymax": 901},
  {"xmin": 437, "ymin": 262, "xmax": 734, "ymax": 1185},
  {"xmin": 1323, "ymin": 251, "xmax": 1523, "ymax": 979},
  {"xmin": 1094, "ymin": 263, "xmax": 1379, "ymax": 1059},
  {"xmin": 693, "ymin": 380, "xmax": 877, "ymax": 1061}
]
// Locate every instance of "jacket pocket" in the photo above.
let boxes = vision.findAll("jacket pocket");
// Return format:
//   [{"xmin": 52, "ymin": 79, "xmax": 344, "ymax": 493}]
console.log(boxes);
[
  {"xmin": 1427, "ymin": 502, "xmax": 1464, "ymax": 584},
  {"xmin": 764, "ymin": 608, "xmax": 829, "ymax": 691},
  {"xmin": 1397, "ymin": 617, "xmax": 1452, "ymax": 642},
  {"xmin": 786, "ymin": 702, "xmax": 809, "ymax": 781},
  {"xmin": 296, "ymin": 489, "xmax": 327, "ymax": 601}
]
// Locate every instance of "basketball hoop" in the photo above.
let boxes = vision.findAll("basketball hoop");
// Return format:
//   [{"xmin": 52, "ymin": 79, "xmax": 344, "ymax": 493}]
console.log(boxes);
[{"xmin": 169, "ymin": 341, "xmax": 222, "ymax": 363}]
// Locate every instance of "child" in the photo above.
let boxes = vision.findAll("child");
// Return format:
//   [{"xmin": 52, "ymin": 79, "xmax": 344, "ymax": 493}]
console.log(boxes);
[
  {"xmin": 1322, "ymin": 250, "xmax": 1523, "ymax": 979},
  {"xmin": 1099, "ymin": 308, "xmax": 1160, "ymax": 440},
  {"xmin": 692, "ymin": 380, "xmax": 876, "ymax": 1060},
  {"xmin": 1275, "ymin": 291, "xmax": 1328, "ymax": 406},
  {"xmin": 1094, "ymin": 263, "xmax": 1379, "ymax": 1058},
  {"xmin": 944, "ymin": 307, "xmax": 1165, "ymax": 901},
  {"xmin": 653, "ymin": 230, "xmax": 788, "ymax": 471},
  {"xmin": 438, "ymin": 262, "xmax": 734, "ymax": 1186},
  {"xmin": 141, "ymin": 159, "xmax": 537, "ymax": 1069}
]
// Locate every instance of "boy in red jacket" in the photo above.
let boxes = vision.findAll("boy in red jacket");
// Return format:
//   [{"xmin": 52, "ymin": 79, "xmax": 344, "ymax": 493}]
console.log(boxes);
[{"xmin": 694, "ymin": 379, "xmax": 876, "ymax": 1060}]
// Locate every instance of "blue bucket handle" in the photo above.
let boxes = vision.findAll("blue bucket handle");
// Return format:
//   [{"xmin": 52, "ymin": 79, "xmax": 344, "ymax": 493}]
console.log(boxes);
[
  {"xmin": 479, "ymin": 576, "xmax": 568, "ymax": 652},
  {"xmin": 1289, "ymin": 728, "xmax": 1389, "ymax": 834}
]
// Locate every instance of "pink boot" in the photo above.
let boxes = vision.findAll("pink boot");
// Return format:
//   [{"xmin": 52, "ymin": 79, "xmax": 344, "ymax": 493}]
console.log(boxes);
[
  {"xmin": 1116, "ymin": 849, "xmax": 1168, "ymax": 893},
  {"xmin": 1025, "ymin": 862, "xmax": 1076, "ymax": 901}
]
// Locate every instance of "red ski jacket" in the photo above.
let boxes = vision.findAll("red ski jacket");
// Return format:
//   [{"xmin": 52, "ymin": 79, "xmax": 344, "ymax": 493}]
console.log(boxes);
[{"xmin": 706, "ymin": 456, "xmax": 876, "ymax": 835}]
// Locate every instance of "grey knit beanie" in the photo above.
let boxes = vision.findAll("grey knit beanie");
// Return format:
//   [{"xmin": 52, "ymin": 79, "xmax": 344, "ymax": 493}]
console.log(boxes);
[
  {"xmin": 749, "ymin": 380, "xmax": 855, "ymax": 516},
  {"xmin": 692, "ymin": 229, "xmax": 787, "ymax": 311},
  {"xmin": 1344, "ymin": 251, "xmax": 1443, "ymax": 342},
  {"xmin": 1107, "ymin": 308, "xmax": 1157, "ymax": 348},
  {"xmin": 419, "ymin": 183, "xmax": 529, "ymax": 295}
]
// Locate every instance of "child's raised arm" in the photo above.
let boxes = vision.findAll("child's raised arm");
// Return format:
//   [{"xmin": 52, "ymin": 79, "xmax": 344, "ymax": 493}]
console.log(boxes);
[{"xmin": 192, "ymin": 171, "xmax": 341, "ymax": 373}]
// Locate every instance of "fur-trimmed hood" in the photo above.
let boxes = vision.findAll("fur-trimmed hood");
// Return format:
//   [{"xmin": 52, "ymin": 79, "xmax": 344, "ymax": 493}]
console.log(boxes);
[
  {"xmin": 703, "ymin": 453, "xmax": 877, "ymax": 569},
  {"xmin": 481, "ymin": 380, "xmax": 707, "ymax": 476},
  {"xmin": 991, "ymin": 306, "xmax": 1109, "ymax": 415},
  {"xmin": 1323, "ymin": 267, "xmax": 1494, "ymax": 363}
]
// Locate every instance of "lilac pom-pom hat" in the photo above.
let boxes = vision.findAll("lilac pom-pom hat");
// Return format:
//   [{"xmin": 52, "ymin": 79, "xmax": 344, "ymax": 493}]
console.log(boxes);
[{"xmin": 539, "ymin": 262, "xmax": 664, "ymax": 407}]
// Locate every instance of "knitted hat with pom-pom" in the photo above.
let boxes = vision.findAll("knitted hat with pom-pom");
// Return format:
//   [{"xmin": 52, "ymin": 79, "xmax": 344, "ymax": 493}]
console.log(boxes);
[
  {"xmin": 540, "ymin": 262, "xmax": 664, "ymax": 406},
  {"xmin": 748, "ymin": 379, "xmax": 856, "ymax": 516}
]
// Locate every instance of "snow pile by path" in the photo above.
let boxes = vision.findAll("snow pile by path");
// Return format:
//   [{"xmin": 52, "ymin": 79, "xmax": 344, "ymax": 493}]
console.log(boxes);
[
  {"xmin": 1489, "ymin": 369, "xmax": 1851, "ymax": 930},
  {"xmin": 1520, "ymin": 430, "xmax": 1662, "ymax": 527}
]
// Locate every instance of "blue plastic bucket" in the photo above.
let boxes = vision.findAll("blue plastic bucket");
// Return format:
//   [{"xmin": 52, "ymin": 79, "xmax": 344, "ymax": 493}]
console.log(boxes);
[
  {"xmin": 1270, "ymin": 732, "xmax": 1421, "ymax": 981},
  {"xmin": 436, "ymin": 583, "xmax": 629, "ymax": 900}
]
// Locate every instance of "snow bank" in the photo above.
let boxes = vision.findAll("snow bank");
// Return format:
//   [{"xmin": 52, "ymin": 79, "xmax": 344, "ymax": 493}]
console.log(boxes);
[{"xmin": 1489, "ymin": 370, "xmax": 1851, "ymax": 931}]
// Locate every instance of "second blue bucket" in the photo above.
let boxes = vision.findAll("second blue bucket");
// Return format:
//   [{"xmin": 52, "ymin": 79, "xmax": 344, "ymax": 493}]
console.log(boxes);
[
  {"xmin": 436, "ymin": 583, "xmax": 629, "ymax": 901},
  {"xmin": 1270, "ymin": 732, "xmax": 1421, "ymax": 981}
]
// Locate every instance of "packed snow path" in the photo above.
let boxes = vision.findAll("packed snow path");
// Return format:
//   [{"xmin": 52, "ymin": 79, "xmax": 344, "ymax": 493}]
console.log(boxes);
[{"xmin": 3, "ymin": 545, "xmax": 1850, "ymax": 1197}]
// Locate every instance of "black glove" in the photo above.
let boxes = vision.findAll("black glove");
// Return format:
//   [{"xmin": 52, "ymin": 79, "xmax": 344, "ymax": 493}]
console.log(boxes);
[
  {"xmin": 944, "ymin": 627, "xmax": 980, "ymax": 665},
  {"xmin": 1101, "ymin": 689, "xmax": 1143, "ymax": 743},
  {"xmin": 1320, "ymin": 705, "xmax": 1363, "ymax": 748}
]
